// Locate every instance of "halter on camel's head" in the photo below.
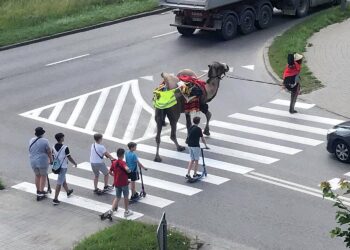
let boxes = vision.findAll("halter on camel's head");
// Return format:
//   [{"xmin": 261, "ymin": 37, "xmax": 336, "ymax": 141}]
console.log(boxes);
[{"xmin": 207, "ymin": 62, "xmax": 229, "ymax": 81}]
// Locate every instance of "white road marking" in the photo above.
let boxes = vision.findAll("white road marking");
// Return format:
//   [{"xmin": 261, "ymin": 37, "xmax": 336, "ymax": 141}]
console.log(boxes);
[
  {"xmin": 75, "ymin": 163, "xmax": 200, "ymax": 196},
  {"xmin": 12, "ymin": 182, "xmax": 143, "ymax": 220},
  {"xmin": 48, "ymin": 102, "xmax": 64, "ymax": 121},
  {"xmin": 85, "ymin": 88, "xmax": 110, "ymax": 131},
  {"xmin": 136, "ymin": 144, "xmax": 254, "ymax": 174},
  {"xmin": 141, "ymin": 176, "xmax": 202, "ymax": 195},
  {"xmin": 46, "ymin": 54, "xmax": 90, "ymax": 66},
  {"xmin": 345, "ymin": 172, "xmax": 350, "ymax": 177},
  {"xmin": 229, "ymin": 67, "xmax": 234, "ymax": 73},
  {"xmin": 66, "ymin": 95, "xmax": 88, "ymax": 126},
  {"xmin": 191, "ymin": 130, "xmax": 301, "ymax": 155},
  {"xmin": 249, "ymin": 106, "xmax": 344, "ymax": 125},
  {"xmin": 152, "ymin": 31, "xmax": 177, "ymax": 39},
  {"xmin": 242, "ymin": 65, "xmax": 255, "ymax": 71},
  {"xmin": 229, "ymin": 113, "xmax": 328, "ymax": 135},
  {"xmin": 140, "ymin": 76, "xmax": 154, "ymax": 81},
  {"xmin": 162, "ymin": 136, "xmax": 279, "ymax": 164},
  {"xmin": 245, "ymin": 172, "xmax": 350, "ymax": 206},
  {"xmin": 123, "ymin": 102, "xmax": 143, "ymax": 141},
  {"xmin": 270, "ymin": 99, "xmax": 315, "ymax": 109},
  {"xmin": 104, "ymin": 82, "xmax": 130, "ymax": 137},
  {"xmin": 139, "ymin": 158, "xmax": 230, "ymax": 185},
  {"xmin": 210, "ymin": 120, "xmax": 323, "ymax": 146},
  {"xmin": 201, "ymin": 70, "xmax": 209, "ymax": 73},
  {"xmin": 50, "ymin": 171, "xmax": 174, "ymax": 208}
]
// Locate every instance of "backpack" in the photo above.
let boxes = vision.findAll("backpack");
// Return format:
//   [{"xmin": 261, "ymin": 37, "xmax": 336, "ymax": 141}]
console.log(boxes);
[
  {"xmin": 283, "ymin": 75, "xmax": 297, "ymax": 91},
  {"xmin": 52, "ymin": 145, "xmax": 67, "ymax": 174}
]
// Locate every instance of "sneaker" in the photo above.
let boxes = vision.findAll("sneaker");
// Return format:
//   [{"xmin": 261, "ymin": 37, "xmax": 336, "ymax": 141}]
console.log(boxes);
[
  {"xmin": 103, "ymin": 185, "xmax": 113, "ymax": 191},
  {"xmin": 67, "ymin": 189, "xmax": 73, "ymax": 197},
  {"xmin": 52, "ymin": 199, "xmax": 60, "ymax": 205},
  {"xmin": 93, "ymin": 188, "xmax": 101, "ymax": 193},
  {"xmin": 36, "ymin": 195, "xmax": 44, "ymax": 201},
  {"xmin": 185, "ymin": 174, "xmax": 191, "ymax": 179},
  {"xmin": 193, "ymin": 174, "xmax": 201, "ymax": 178},
  {"xmin": 124, "ymin": 210, "xmax": 133, "ymax": 217}
]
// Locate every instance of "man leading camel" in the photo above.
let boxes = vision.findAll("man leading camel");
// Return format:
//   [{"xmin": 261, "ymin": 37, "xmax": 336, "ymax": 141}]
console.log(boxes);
[{"xmin": 186, "ymin": 116, "xmax": 208, "ymax": 179}]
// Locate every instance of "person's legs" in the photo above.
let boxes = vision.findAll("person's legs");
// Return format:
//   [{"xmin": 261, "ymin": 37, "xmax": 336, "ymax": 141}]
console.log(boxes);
[
  {"xmin": 122, "ymin": 186, "xmax": 130, "ymax": 211},
  {"xmin": 35, "ymin": 175, "xmax": 40, "ymax": 191},
  {"xmin": 187, "ymin": 160, "xmax": 193, "ymax": 176},
  {"xmin": 54, "ymin": 185, "xmax": 61, "ymax": 200},
  {"xmin": 99, "ymin": 163, "xmax": 110, "ymax": 189},
  {"xmin": 131, "ymin": 181, "xmax": 136, "ymax": 196},
  {"xmin": 289, "ymin": 85, "xmax": 299, "ymax": 113},
  {"xmin": 104, "ymin": 174, "xmax": 109, "ymax": 188},
  {"xmin": 91, "ymin": 163, "xmax": 100, "ymax": 190},
  {"xmin": 39, "ymin": 175, "xmax": 46, "ymax": 192},
  {"xmin": 193, "ymin": 160, "xmax": 199, "ymax": 175}
]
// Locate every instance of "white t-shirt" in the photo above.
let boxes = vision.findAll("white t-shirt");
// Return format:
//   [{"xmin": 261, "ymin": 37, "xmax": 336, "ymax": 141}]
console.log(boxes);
[{"xmin": 90, "ymin": 143, "xmax": 106, "ymax": 164}]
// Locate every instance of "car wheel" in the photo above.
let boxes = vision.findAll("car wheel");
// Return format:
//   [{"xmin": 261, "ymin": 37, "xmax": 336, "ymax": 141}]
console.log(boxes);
[
  {"xmin": 334, "ymin": 140, "xmax": 350, "ymax": 163},
  {"xmin": 296, "ymin": 0, "xmax": 310, "ymax": 18}
]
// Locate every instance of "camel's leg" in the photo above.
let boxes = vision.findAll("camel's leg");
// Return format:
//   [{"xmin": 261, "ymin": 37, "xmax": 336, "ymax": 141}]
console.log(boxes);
[
  {"xmin": 154, "ymin": 109, "xmax": 163, "ymax": 162},
  {"xmin": 185, "ymin": 112, "xmax": 192, "ymax": 131},
  {"xmin": 168, "ymin": 110, "xmax": 186, "ymax": 152},
  {"xmin": 201, "ymin": 103, "xmax": 211, "ymax": 136}
]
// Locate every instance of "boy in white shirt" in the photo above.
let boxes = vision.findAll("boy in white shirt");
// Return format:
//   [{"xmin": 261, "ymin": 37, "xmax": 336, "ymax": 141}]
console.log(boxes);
[{"xmin": 90, "ymin": 133, "xmax": 115, "ymax": 193}]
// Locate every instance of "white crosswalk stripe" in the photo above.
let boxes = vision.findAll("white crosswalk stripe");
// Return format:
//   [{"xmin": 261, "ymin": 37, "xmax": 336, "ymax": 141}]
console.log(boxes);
[
  {"xmin": 139, "ymin": 158, "xmax": 230, "ymax": 185},
  {"xmin": 161, "ymin": 136, "xmax": 279, "ymax": 164},
  {"xmin": 187, "ymin": 130, "xmax": 301, "ymax": 155},
  {"xmin": 12, "ymin": 182, "xmax": 143, "ymax": 220},
  {"xmin": 249, "ymin": 106, "xmax": 343, "ymax": 125},
  {"xmin": 210, "ymin": 120, "xmax": 323, "ymax": 146},
  {"xmin": 74, "ymin": 164, "xmax": 201, "ymax": 196},
  {"xmin": 270, "ymin": 99, "xmax": 315, "ymax": 109},
  {"xmin": 229, "ymin": 113, "xmax": 328, "ymax": 135},
  {"xmin": 63, "ymin": 164, "xmax": 174, "ymax": 208},
  {"xmin": 136, "ymin": 144, "xmax": 254, "ymax": 174}
]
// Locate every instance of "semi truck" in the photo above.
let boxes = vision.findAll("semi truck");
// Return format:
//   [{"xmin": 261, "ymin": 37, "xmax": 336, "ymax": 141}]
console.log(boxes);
[{"xmin": 159, "ymin": 0, "xmax": 337, "ymax": 40}]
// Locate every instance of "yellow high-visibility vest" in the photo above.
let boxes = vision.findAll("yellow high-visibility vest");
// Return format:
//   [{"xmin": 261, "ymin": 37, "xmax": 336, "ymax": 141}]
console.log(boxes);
[{"xmin": 153, "ymin": 89, "xmax": 177, "ymax": 109}]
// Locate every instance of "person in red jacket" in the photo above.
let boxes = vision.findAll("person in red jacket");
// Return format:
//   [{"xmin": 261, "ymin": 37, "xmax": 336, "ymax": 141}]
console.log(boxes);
[
  {"xmin": 283, "ymin": 53, "xmax": 303, "ymax": 114},
  {"xmin": 108, "ymin": 148, "xmax": 133, "ymax": 218}
]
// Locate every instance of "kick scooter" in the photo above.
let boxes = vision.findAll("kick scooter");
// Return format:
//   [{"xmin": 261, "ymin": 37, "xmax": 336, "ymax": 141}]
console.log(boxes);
[
  {"xmin": 129, "ymin": 166, "xmax": 147, "ymax": 204},
  {"xmin": 187, "ymin": 147, "xmax": 208, "ymax": 183}
]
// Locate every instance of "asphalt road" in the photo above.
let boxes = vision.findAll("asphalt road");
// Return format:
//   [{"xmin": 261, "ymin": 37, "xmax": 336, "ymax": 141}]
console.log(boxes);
[{"xmin": 0, "ymin": 10, "xmax": 348, "ymax": 250}]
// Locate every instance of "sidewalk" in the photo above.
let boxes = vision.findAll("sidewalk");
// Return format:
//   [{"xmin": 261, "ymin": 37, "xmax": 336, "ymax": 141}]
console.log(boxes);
[
  {"xmin": 303, "ymin": 18, "xmax": 350, "ymax": 119},
  {"xmin": 0, "ymin": 188, "xmax": 109, "ymax": 250}
]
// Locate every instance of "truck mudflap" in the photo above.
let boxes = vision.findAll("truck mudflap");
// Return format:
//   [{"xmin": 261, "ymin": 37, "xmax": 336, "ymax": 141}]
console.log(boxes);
[{"xmin": 170, "ymin": 23, "xmax": 217, "ymax": 31}]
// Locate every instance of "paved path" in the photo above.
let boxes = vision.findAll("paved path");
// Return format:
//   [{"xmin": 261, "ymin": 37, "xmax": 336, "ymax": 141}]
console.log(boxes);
[{"xmin": 304, "ymin": 18, "xmax": 350, "ymax": 118}]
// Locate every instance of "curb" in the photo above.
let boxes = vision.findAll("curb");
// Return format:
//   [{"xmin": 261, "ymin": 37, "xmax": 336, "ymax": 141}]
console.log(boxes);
[
  {"xmin": 262, "ymin": 37, "xmax": 283, "ymax": 83},
  {"xmin": 0, "ymin": 7, "xmax": 171, "ymax": 51}
]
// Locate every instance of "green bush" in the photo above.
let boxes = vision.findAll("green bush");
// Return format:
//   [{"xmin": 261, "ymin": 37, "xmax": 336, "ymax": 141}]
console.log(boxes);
[
  {"xmin": 74, "ymin": 220, "xmax": 190, "ymax": 250},
  {"xmin": 0, "ymin": 0, "xmax": 159, "ymax": 46},
  {"xmin": 269, "ymin": 6, "xmax": 350, "ymax": 93}
]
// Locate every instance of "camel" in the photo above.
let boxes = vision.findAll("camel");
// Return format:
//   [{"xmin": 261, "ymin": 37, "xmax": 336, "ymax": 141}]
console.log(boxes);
[{"xmin": 154, "ymin": 62, "xmax": 229, "ymax": 162}]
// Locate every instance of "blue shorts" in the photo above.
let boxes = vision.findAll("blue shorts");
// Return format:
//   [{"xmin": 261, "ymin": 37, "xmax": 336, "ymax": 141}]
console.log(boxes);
[
  {"xmin": 189, "ymin": 147, "xmax": 200, "ymax": 161},
  {"xmin": 57, "ymin": 168, "xmax": 67, "ymax": 185},
  {"xmin": 115, "ymin": 186, "xmax": 129, "ymax": 198}
]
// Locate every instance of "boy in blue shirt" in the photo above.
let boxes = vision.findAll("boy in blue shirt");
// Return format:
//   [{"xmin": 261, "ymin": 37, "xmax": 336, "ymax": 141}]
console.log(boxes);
[{"xmin": 125, "ymin": 142, "xmax": 147, "ymax": 199}]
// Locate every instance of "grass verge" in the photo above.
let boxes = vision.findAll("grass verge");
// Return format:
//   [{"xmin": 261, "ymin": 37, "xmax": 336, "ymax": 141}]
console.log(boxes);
[
  {"xmin": 0, "ymin": 179, "xmax": 4, "ymax": 190},
  {"xmin": 74, "ymin": 220, "xmax": 190, "ymax": 250},
  {"xmin": 0, "ymin": 0, "xmax": 159, "ymax": 47},
  {"xmin": 269, "ymin": 6, "xmax": 350, "ymax": 94}
]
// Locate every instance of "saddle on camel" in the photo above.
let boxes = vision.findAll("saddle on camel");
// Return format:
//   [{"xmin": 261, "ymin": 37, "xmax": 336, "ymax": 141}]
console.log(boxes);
[{"xmin": 153, "ymin": 74, "xmax": 206, "ymax": 114}]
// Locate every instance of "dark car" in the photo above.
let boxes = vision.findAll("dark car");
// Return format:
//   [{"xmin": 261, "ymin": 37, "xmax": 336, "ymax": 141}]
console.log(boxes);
[{"xmin": 327, "ymin": 121, "xmax": 350, "ymax": 163}]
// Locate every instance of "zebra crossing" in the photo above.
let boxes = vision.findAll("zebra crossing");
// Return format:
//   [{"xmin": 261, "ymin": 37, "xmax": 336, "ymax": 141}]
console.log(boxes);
[{"xmin": 14, "ymin": 77, "xmax": 345, "ymax": 221}]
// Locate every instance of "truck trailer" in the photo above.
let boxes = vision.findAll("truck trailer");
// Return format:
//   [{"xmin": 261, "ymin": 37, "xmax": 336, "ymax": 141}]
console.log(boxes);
[{"xmin": 159, "ymin": 0, "xmax": 337, "ymax": 40}]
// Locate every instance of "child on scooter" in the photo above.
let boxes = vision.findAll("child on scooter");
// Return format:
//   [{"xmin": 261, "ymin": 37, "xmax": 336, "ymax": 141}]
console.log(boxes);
[
  {"xmin": 108, "ymin": 148, "xmax": 133, "ymax": 217},
  {"xmin": 125, "ymin": 142, "xmax": 148, "ymax": 200}
]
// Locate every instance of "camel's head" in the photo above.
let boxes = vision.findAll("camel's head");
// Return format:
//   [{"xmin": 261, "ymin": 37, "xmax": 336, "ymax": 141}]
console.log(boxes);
[{"xmin": 208, "ymin": 62, "xmax": 229, "ymax": 80}]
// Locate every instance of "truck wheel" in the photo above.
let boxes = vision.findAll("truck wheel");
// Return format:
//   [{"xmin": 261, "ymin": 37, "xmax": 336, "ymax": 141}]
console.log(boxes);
[
  {"xmin": 218, "ymin": 15, "xmax": 238, "ymax": 40},
  {"xmin": 239, "ymin": 9, "xmax": 255, "ymax": 34},
  {"xmin": 177, "ymin": 27, "xmax": 195, "ymax": 36},
  {"xmin": 296, "ymin": 0, "xmax": 310, "ymax": 17},
  {"xmin": 255, "ymin": 5, "xmax": 273, "ymax": 29}
]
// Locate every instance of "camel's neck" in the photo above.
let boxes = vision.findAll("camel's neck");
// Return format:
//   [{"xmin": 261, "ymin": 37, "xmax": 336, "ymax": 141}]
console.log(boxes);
[{"xmin": 205, "ymin": 77, "xmax": 220, "ymax": 102}]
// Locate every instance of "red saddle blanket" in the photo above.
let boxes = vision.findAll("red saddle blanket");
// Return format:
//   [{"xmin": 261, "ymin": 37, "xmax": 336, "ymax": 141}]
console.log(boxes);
[{"xmin": 178, "ymin": 75, "xmax": 206, "ymax": 113}]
